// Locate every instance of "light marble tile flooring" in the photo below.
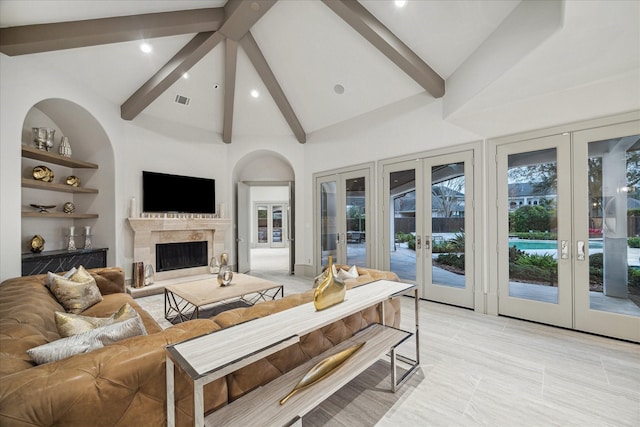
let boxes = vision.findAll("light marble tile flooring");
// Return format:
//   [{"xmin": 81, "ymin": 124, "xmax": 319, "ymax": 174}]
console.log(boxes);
[{"xmin": 136, "ymin": 265, "xmax": 640, "ymax": 426}]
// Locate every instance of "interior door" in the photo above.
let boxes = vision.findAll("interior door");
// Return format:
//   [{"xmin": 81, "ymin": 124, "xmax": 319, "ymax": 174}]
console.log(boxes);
[
  {"xmin": 497, "ymin": 134, "xmax": 574, "ymax": 328},
  {"xmin": 236, "ymin": 182, "xmax": 250, "ymax": 273},
  {"xmin": 422, "ymin": 151, "xmax": 475, "ymax": 308},
  {"xmin": 573, "ymin": 122, "xmax": 640, "ymax": 342}
]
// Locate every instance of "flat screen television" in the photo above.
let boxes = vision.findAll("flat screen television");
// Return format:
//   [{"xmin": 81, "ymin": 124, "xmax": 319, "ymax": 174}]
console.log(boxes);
[{"xmin": 142, "ymin": 171, "xmax": 215, "ymax": 214}]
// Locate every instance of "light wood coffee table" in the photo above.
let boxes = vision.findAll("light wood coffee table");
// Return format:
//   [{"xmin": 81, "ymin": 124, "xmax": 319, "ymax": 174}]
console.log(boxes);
[{"xmin": 164, "ymin": 273, "xmax": 283, "ymax": 323}]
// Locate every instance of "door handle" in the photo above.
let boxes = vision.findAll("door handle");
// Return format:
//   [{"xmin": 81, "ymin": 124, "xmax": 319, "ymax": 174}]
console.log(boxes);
[
  {"xmin": 424, "ymin": 235, "xmax": 431, "ymax": 251},
  {"xmin": 561, "ymin": 240, "xmax": 569, "ymax": 260},
  {"xmin": 416, "ymin": 235, "xmax": 421, "ymax": 250},
  {"xmin": 577, "ymin": 240, "xmax": 585, "ymax": 261}
]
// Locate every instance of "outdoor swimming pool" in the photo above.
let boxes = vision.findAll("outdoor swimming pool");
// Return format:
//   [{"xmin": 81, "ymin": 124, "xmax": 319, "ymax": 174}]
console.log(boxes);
[{"xmin": 509, "ymin": 239, "xmax": 604, "ymax": 250}]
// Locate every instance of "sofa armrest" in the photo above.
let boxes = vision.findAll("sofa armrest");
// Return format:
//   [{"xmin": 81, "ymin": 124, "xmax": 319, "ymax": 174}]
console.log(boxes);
[{"xmin": 0, "ymin": 320, "xmax": 226, "ymax": 427}]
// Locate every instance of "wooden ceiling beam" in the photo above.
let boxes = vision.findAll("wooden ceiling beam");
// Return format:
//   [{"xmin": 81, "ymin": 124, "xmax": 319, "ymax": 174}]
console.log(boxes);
[
  {"xmin": 240, "ymin": 32, "xmax": 306, "ymax": 144},
  {"xmin": 121, "ymin": 32, "xmax": 225, "ymax": 120},
  {"xmin": 220, "ymin": 0, "xmax": 279, "ymax": 41},
  {"xmin": 322, "ymin": 0, "xmax": 445, "ymax": 98},
  {"xmin": 0, "ymin": 8, "xmax": 224, "ymax": 56},
  {"xmin": 223, "ymin": 39, "xmax": 239, "ymax": 144}
]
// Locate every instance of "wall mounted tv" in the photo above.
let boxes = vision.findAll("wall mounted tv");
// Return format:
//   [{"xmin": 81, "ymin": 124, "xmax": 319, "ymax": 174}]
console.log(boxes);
[{"xmin": 142, "ymin": 171, "xmax": 215, "ymax": 214}]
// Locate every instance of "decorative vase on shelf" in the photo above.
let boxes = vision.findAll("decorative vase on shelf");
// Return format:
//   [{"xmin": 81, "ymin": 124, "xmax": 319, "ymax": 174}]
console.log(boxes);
[
  {"xmin": 32, "ymin": 127, "xmax": 55, "ymax": 151},
  {"xmin": 84, "ymin": 225, "xmax": 92, "ymax": 249},
  {"xmin": 67, "ymin": 226, "xmax": 76, "ymax": 251},
  {"xmin": 313, "ymin": 256, "xmax": 345, "ymax": 311},
  {"xmin": 209, "ymin": 256, "xmax": 220, "ymax": 274},
  {"xmin": 217, "ymin": 265, "xmax": 233, "ymax": 286},
  {"xmin": 58, "ymin": 136, "xmax": 72, "ymax": 157}
]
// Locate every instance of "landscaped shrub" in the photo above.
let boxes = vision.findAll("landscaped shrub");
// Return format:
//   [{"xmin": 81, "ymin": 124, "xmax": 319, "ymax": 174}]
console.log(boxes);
[
  {"xmin": 629, "ymin": 237, "xmax": 640, "ymax": 248},
  {"xmin": 589, "ymin": 253, "xmax": 603, "ymax": 269},
  {"xmin": 508, "ymin": 263, "xmax": 556, "ymax": 285},
  {"xmin": 629, "ymin": 268, "xmax": 640, "ymax": 289},
  {"xmin": 435, "ymin": 253, "xmax": 465, "ymax": 270},
  {"xmin": 512, "ymin": 205, "xmax": 552, "ymax": 233},
  {"xmin": 628, "ymin": 208, "xmax": 640, "ymax": 217},
  {"xmin": 515, "ymin": 253, "xmax": 557, "ymax": 269}
]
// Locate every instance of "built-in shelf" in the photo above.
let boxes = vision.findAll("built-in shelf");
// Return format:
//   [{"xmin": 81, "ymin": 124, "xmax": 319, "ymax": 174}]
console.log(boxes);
[
  {"xmin": 21, "ymin": 145, "xmax": 99, "ymax": 169},
  {"xmin": 22, "ymin": 212, "xmax": 99, "ymax": 219},
  {"xmin": 21, "ymin": 178, "xmax": 99, "ymax": 194}
]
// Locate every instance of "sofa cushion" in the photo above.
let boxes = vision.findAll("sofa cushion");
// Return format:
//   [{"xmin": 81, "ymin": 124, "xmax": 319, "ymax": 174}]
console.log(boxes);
[
  {"xmin": 49, "ymin": 266, "xmax": 103, "ymax": 314},
  {"xmin": 27, "ymin": 315, "xmax": 148, "ymax": 364},
  {"xmin": 55, "ymin": 302, "xmax": 139, "ymax": 337}
]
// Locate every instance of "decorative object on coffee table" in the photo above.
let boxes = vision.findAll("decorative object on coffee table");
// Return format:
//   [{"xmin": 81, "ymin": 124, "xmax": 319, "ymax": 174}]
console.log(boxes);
[
  {"xmin": 67, "ymin": 226, "xmax": 76, "ymax": 251},
  {"xmin": 32, "ymin": 127, "xmax": 55, "ymax": 151},
  {"xmin": 58, "ymin": 136, "xmax": 72, "ymax": 157},
  {"xmin": 63, "ymin": 202, "xmax": 75, "ymax": 214},
  {"xmin": 220, "ymin": 252, "xmax": 229, "ymax": 266},
  {"xmin": 30, "ymin": 235, "xmax": 45, "ymax": 253},
  {"xmin": 280, "ymin": 342, "xmax": 365, "ymax": 405},
  {"xmin": 313, "ymin": 256, "xmax": 346, "ymax": 311},
  {"xmin": 217, "ymin": 265, "xmax": 233, "ymax": 286},
  {"xmin": 30, "ymin": 204, "xmax": 56, "ymax": 213},
  {"xmin": 65, "ymin": 175, "xmax": 80, "ymax": 187},
  {"xmin": 32, "ymin": 165, "xmax": 54, "ymax": 182}
]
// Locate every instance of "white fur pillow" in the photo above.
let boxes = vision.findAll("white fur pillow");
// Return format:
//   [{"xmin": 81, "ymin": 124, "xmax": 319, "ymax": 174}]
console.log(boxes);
[{"xmin": 337, "ymin": 265, "xmax": 359, "ymax": 280}]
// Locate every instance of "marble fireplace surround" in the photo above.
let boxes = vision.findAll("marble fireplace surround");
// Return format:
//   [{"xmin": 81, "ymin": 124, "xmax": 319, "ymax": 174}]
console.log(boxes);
[{"xmin": 127, "ymin": 218, "xmax": 231, "ymax": 282}]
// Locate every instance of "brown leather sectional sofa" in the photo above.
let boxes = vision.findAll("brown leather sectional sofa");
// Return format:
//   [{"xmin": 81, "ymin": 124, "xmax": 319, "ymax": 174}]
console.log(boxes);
[{"xmin": 0, "ymin": 265, "xmax": 400, "ymax": 426}]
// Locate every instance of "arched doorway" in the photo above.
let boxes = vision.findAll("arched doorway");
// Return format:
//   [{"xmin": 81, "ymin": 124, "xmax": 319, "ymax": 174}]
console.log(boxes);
[{"xmin": 232, "ymin": 151, "xmax": 295, "ymax": 275}]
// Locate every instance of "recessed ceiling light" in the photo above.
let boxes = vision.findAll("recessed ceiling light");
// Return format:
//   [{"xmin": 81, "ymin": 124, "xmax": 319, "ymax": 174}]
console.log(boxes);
[
  {"xmin": 395, "ymin": 0, "xmax": 407, "ymax": 7},
  {"xmin": 334, "ymin": 84, "xmax": 345, "ymax": 95},
  {"xmin": 250, "ymin": 89, "xmax": 260, "ymax": 98},
  {"xmin": 182, "ymin": 72, "xmax": 190, "ymax": 79},
  {"xmin": 139, "ymin": 42, "xmax": 152, "ymax": 53}
]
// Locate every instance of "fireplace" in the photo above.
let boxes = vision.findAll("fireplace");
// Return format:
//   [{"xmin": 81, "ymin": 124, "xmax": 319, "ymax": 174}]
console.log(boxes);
[
  {"xmin": 128, "ymin": 217, "xmax": 231, "ymax": 281},
  {"xmin": 156, "ymin": 241, "xmax": 208, "ymax": 272}
]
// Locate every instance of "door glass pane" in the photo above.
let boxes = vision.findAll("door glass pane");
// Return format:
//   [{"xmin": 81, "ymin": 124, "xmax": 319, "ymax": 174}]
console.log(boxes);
[
  {"xmin": 507, "ymin": 148, "xmax": 559, "ymax": 303},
  {"xmin": 272, "ymin": 205, "xmax": 282, "ymax": 243},
  {"xmin": 432, "ymin": 162, "xmax": 466, "ymax": 288},
  {"xmin": 390, "ymin": 169, "xmax": 416, "ymax": 281},
  {"xmin": 320, "ymin": 181, "xmax": 337, "ymax": 266},
  {"xmin": 257, "ymin": 205, "xmax": 268, "ymax": 244},
  {"xmin": 587, "ymin": 135, "xmax": 640, "ymax": 316},
  {"xmin": 345, "ymin": 177, "xmax": 366, "ymax": 266}
]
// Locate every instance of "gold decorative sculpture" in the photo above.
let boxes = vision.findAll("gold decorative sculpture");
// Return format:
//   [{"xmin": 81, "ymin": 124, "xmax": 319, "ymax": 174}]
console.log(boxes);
[
  {"xmin": 65, "ymin": 175, "xmax": 80, "ymax": 187},
  {"xmin": 30, "ymin": 235, "xmax": 45, "ymax": 253},
  {"xmin": 32, "ymin": 165, "xmax": 54, "ymax": 182},
  {"xmin": 63, "ymin": 202, "xmax": 75, "ymax": 214},
  {"xmin": 313, "ymin": 256, "xmax": 345, "ymax": 311},
  {"xmin": 280, "ymin": 342, "xmax": 365, "ymax": 405}
]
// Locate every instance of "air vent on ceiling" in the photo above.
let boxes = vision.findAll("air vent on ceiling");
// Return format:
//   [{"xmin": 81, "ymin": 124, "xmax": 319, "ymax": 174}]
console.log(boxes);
[{"xmin": 174, "ymin": 94, "xmax": 191, "ymax": 106}]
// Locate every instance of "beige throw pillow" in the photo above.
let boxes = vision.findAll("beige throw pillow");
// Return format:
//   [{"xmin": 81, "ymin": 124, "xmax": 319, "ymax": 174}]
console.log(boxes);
[
  {"xmin": 49, "ymin": 266, "xmax": 103, "ymax": 314},
  {"xmin": 55, "ymin": 303, "xmax": 139, "ymax": 337},
  {"xmin": 28, "ymin": 315, "xmax": 148, "ymax": 365}
]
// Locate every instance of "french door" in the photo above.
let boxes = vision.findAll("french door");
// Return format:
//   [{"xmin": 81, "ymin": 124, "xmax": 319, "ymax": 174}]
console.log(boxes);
[
  {"xmin": 255, "ymin": 203, "xmax": 287, "ymax": 248},
  {"xmin": 382, "ymin": 151, "xmax": 475, "ymax": 308},
  {"xmin": 316, "ymin": 167, "xmax": 370, "ymax": 271},
  {"xmin": 497, "ymin": 122, "xmax": 640, "ymax": 342}
]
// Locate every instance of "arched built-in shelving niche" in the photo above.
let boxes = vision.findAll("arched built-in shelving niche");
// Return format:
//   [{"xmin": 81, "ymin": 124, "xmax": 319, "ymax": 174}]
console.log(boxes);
[{"xmin": 21, "ymin": 98, "xmax": 115, "ymax": 266}]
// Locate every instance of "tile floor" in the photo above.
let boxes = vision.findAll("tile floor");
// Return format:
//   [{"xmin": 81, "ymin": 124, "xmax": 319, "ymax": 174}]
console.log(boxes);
[{"xmin": 135, "ymin": 248, "xmax": 640, "ymax": 426}]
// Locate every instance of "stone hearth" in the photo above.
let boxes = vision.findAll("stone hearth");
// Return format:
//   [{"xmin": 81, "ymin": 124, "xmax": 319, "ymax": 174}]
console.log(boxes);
[{"xmin": 127, "ymin": 218, "xmax": 231, "ymax": 282}]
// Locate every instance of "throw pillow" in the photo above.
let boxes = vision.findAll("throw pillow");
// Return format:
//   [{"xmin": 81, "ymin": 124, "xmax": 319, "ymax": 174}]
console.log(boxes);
[
  {"xmin": 55, "ymin": 303, "xmax": 139, "ymax": 337},
  {"xmin": 337, "ymin": 265, "xmax": 359, "ymax": 280},
  {"xmin": 27, "ymin": 316, "xmax": 148, "ymax": 365},
  {"xmin": 49, "ymin": 266, "xmax": 103, "ymax": 314},
  {"xmin": 45, "ymin": 267, "xmax": 77, "ymax": 289}
]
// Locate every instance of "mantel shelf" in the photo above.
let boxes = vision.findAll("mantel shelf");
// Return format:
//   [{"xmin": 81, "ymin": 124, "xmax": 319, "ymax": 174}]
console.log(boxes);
[
  {"xmin": 21, "ymin": 145, "xmax": 99, "ymax": 169},
  {"xmin": 21, "ymin": 178, "xmax": 99, "ymax": 194}
]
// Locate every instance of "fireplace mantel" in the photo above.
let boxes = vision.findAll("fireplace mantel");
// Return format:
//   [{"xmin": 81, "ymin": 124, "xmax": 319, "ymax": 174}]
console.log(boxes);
[{"xmin": 128, "ymin": 217, "xmax": 231, "ymax": 281}]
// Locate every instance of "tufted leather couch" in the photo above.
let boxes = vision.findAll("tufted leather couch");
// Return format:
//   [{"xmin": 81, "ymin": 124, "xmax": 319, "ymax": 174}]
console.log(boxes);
[{"xmin": 0, "ymin": 265, "xmax": 401, "ymax": 426}]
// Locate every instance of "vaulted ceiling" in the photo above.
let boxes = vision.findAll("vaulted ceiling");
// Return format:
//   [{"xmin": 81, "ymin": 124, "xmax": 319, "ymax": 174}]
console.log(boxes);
[{"xmin": 1, "ymin": 1, "xmax": 638, "ymax": 142}]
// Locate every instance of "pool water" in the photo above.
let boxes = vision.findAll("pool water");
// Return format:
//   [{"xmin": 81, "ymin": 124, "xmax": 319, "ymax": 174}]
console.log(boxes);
[{"xmin": 509, "ymin": 240, "xmax": 604, "ymax": 250}]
